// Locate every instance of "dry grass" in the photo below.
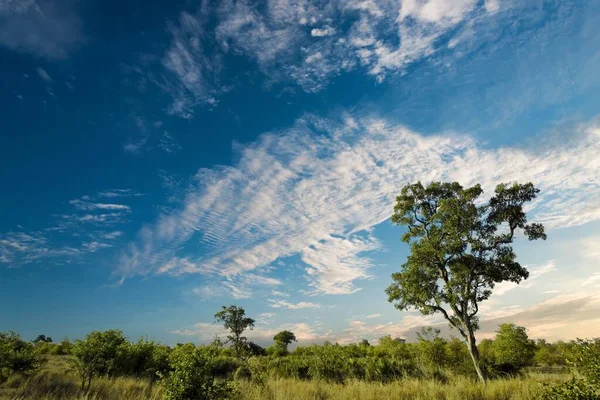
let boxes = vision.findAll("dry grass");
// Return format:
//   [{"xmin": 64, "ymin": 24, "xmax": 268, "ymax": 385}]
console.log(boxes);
[
  {"xmin": 0, "ymin": 355, "xmax": 161, "ymax": 400},
  {"xmin": 237, "ymin": 374, "xmax": 568, "ymax": 400},
  {"xmin": 0, "ymin": 356, "xmax": 568, "ymax": 400}
]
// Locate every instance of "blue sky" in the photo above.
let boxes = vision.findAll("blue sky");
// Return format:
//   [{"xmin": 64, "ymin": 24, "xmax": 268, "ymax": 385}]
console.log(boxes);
[{"xmin": 1, "ymin": 0, "xmax": 600, "ymax": 346}]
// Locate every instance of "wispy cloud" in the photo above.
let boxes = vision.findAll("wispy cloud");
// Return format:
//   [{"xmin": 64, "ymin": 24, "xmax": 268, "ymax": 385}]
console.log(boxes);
[
  {"xmin": 493, "ymin": 262, "xmax": 557, "ymax": 296},
  {"xmin": 69, "ymin": 199, "xmax": 131, "ymax": 212},
  {"xmin": 0, "ymin": 231, "xmax": 81, "ymax": 266},
  {"xmin": 97, "ymin": 189, "xmax": 144, "ymax": 198},
  {"xmin": 1, "ymin": 189, "xmax": 138, "ymax": 267},
  {"xmin": 36, "ymin": 67, "xmax": 52, "ymax": 82},
  {"xmin": 119, "ymin": 114, "xmax": 600, "ymax": 295},
  {"xmin": 157, "ymin": 0, "xmax": 516, "ymax": 115},
  {"xmin": 0, "ymin": 0, "xmax": 84, "ymax": 59},
  {"xmin": 268, "ymin": 299, "xmax": 320, "ymax": 309}
]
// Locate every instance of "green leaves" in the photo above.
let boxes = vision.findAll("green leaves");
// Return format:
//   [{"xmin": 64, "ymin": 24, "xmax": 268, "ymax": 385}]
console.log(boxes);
[
  {"xmin": 215, "ymin": 305, "xmax": 256, "ymax": 360},
  {"xmin": 388, "ymin": 181, "xmax": 546, "ymax": 383},
  {"xmin": 0, "ymin": 331, "xmax": 41, "ymax": 382},
  {"xmin": 387, "ymin": 181, "xmax": 546, "ymax": 333}
]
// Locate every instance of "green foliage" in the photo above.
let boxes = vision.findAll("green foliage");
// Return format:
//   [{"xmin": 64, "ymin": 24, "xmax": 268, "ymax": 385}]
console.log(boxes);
[
  {"xmin": 161, "ymin": 344, "xmax": 239, "ymax": 400},
  {"xmin": 386, "ymin": 181, "xmax": 546, "ymax": 382},
  {"xmin": 416, "ymin": 327, "xmax": 448, "ymax": 369},
  {"xmin": 215, "ymin": 305, "xmax": 255, "ymax": 360},
  {"xmin": 490, "ymin": 323, "xmax": 536, "ymax": 375},
  {"xmin": 273, "ymin": 330, "xmax": 297, "ymax": 354},
  {"xmin": 541, "ymin": 377, "xmax": 600, "ymax": 400},
  {"xmin": 70, "ymin": 329, "xmax": 128, "ymax": 391},
  {"xmin": 572, "ymin": 339, "xmax": 600, "ymax": 386},
  {"xmin": 33, "ymin": 335, "xmax": 53, "ymax": 344},
  {"xmin": 0, "ymin": 331, "xmax": 42, "ymax": 382},
  {"xmin": 535, "ymin": 339, "xmax": 575, "ymax": 367},
  {"xmin": 119, "ymin": 338, "xmax": 172, "ymax": 381}
]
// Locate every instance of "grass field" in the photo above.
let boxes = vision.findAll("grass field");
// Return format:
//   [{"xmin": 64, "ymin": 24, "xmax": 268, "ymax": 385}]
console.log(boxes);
[{"xmin": 0, "ymin": 356, "xmax": 569, "ymax": 400}]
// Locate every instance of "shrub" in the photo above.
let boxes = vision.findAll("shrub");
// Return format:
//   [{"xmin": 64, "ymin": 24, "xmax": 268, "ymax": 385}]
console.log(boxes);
[
  {"xmin": 70, "ymin": 329, "xmax": 128, "ymax": 391},
  {"xmin": 161, "ymin": 345, "xmax": 238, "ymax": 400},
  {"xmin": 120, "ymin": 338, "xmax": 172, "ymax": 382},
  {"xmin": 0, "ymin": 331, "xmax": 42, "ymax": 382},
  {"xmin": 572, "ymin": 339, "xmax": 600, "ymax": 386},
  {"xmin": 541, "ymin": 377, "xmax": 599, "ymax": 400}
]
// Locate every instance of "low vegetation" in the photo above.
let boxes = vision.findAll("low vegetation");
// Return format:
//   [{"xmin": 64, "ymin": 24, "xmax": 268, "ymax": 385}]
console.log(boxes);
[{"xmin": 0, "ymin": 320, "xmax": 598, "ymax": 399}]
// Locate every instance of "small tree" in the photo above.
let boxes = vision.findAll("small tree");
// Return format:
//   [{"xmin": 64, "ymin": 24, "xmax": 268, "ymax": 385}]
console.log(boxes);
[
  {"xmin": 161, "ymin": 345, "xmax": 238, "ymax": 400},
  {"xmin": 492, "ymin": 323, "xmax": 536, "ymax": 374},
  {"xmin": 70, "ymin": 329, "xmax": 127, "ymax": 392},
  {"xmin": 214, "ymin": 306, "xmax": 255, "ymax": 360},
  {"xmin": 0, "ymin": 331, "xmax": 41, "ymax": 382},
  {"xmin": 273, "ymin": 330, "xmax": 297, "ymax": 353},
  {"xmin": 33, "ymin": 334, "xmax": 52, "ymax": 343},
  {"xmin": 386, "ymin": 181, "xmax": 546, "ymax": 383},
  {"xmin": 416, "ymin": 327, "xmax": 447, "ymax": 369}
]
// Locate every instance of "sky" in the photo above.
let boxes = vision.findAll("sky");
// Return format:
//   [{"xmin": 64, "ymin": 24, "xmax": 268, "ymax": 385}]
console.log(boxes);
[{"xmin": 1, "ymin": 0, "xmax": 599, "ymax": 347}]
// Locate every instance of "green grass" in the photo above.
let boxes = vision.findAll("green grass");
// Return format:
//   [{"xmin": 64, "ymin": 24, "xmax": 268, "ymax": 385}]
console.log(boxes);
[{"xmin": 0, "ymin": 356, "xmax": 569, "ymax": 400}]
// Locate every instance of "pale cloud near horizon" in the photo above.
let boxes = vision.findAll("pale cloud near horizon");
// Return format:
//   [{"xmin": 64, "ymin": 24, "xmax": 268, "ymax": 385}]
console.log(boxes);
[
  {"xmin": 493, "ymin": 262, "xmax": 557, "ymax": 296},
  {"xmin": 119, "ymin": 114, "xmax": 600, "ymax": 298},
  {"xmin": 173, "ymin": 291, "xmax": 600, "ymax": 345},
  {"xmin": 268, "ymin": 299, "xmax": 321, "ymax": 310}
]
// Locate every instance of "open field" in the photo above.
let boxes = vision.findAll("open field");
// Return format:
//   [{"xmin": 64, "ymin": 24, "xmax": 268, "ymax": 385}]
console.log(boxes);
[{"xmin": 0, "ymin": 355, "xmax": 571, "ymax": 400}]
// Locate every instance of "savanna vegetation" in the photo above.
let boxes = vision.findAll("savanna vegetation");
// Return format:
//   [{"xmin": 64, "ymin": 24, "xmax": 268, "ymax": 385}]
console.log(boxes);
[{"xmin": 1, "ymin": 182, "xmax": 597, "ymax": 399}]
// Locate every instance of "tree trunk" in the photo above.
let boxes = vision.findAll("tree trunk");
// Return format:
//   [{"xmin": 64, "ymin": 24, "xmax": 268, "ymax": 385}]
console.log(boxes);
[{"xmin": 466, "ymin": 329, "xmax": 486, "ymax": 384}]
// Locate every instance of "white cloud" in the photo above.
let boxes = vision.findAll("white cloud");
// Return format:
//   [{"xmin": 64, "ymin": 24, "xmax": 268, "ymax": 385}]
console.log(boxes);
[
  {"xmin": 581, "ymin": 273, "xmax": 600, "ymax": 287},
  {"xmin": 301, "ymin": 234, "xmax": 380, "ymax": 294},
  {"xmin": 36, "ymin": 67, "xmax": 52, "ymax": 82},
  {"xmin": 0, "ymin": 189, "xmax": 136, "ymax": 267},
  {"xmin": 119, "ymin": 115, "xmax": 600, "ymax": 295},
  {"xmin": 103, "ymin": 231, "xmax": 123, "ymax": 240},
  {"xmin": 268, "ymin": 299, "xmax": 321, "ymax": 309},
  {"xmin": 338, "ymin": 292, "xmax": 600, "ymax": 343},
  {"xmin": 271, "ymin": 290, "xmax": 289, "ymax": 297},
  {"xmin": 158, "ymin": 0, "xmax": 510, "ymax": 112},
  {"xmin": 174, "ymin": 292, "xmax": 600, "ymax": 345},
  {"xmin": 97, "ymin": 189, "xmax": 144, "ymax": 198},
  {"xmin": 493, "ymin": 262, "xmax": 557, "ymax": 296},
  {"xmin": 69, "ymin": 199, "xmax": 131, "ymax": 212},
  {"xmin": 0, "ymin": 231, "xmax": 81, "ymax": 266},
  {"xmin": 161, "ymin": 11, "xmax": 222, "ymax": 118},
  {"xmin": 581, "ymin": 237, "xmax": 600, "ymax": 261},
  {"xmin": 159, "ymin": 131, "xmax": 182, "ymax": 154},
  {"xmin": 82, "ymin": 241, "xmax": 112, "ymax": 253},
  {"xmin": 172, "ymin": 321, "xmax": 324, "ymax": 344},
  {"xmin": 0, "ymin": 0, "xmax": 84, "ymax": 59},
  {"xmin": 311, "ymin": 26, "xmax": 336, "ymax": 37}
]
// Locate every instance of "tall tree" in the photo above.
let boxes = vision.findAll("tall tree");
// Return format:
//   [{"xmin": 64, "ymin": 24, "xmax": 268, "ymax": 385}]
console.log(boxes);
[
  {"xmin": 214, "ymin": 306, "xmax": 255, "ymax": 360},
  {"xmin": 386, "ymin": 181, "xmax": 546, "ymax": 383},
  {"xmin": 273, "ymin": 330, "xmax": 297, "ymax": 353}
]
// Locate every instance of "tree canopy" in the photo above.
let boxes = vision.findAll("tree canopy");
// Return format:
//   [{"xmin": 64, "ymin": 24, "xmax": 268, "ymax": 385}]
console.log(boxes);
[
  {"xmin": 214, "ymin": 305, "xmax": 255, "ymax": 359},
  {"xmin": 386, "ymin": 181, "xmax": 546, "ymax": 382}
]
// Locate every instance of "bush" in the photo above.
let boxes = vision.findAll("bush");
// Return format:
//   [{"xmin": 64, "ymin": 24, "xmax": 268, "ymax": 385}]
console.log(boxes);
[
  {"xmin": 541, "ymin": 377, "xmax": 599, "ymax": 400},
  {"xmin": 541, "ymin": 339, "xmax": 600, "ymax": 399},
  {"xmin": 572, "ymin": 339, "xmax": 600, "ymax": 386},
  {"xmin": 70, "ymin": 329, "xmax": 128, "ymax": 391},
  {"xmin": 0, "ymin": 331, "xmax": 42, "ymax": 382},
  {"xmin": 120, "ymin": 338, "xmax": 171, "ymax": 382},
  {"xmin": 161, "ymin": 344, "xmax": 238, "ymax": 400}
]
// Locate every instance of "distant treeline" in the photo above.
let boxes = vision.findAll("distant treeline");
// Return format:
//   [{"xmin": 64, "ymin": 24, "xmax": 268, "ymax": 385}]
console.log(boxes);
[{"xmin": 1, "ymin": 307, "xmax": 599, "ymax": 400}]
